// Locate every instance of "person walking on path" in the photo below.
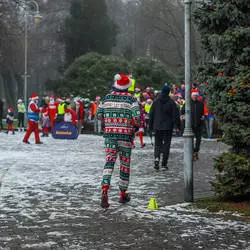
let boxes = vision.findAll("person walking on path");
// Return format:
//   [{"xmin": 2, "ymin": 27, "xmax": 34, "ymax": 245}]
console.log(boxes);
[
  {"xmin": 23, "ymin": 94, "xmax": 42, "ymax": 144},
  {"xmin": 5, "ymin": 107, "xmax": 15, "ymax": 134},
  {"xmin": 149, "ymin": 85, "xmax": 180, "ymax": 170},
  {"xmin": 181, "ymin": 92, "xmax": 204, "ymax": 160},
  {"xmin": 0, "ymin": 99, "xmax": 4, "ymax": 131},
  {"xmin": 97, "ymin": 74, "xmax": 141, "ymax": 208},
  {"xmin": 17, "ymin": 99, "xmax": 26, "ymax": 132}
]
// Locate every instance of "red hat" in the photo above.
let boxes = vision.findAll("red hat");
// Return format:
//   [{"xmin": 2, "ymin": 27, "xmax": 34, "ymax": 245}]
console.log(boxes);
[
  {"xmin": 96, "ymin": 96, "xmax": 101, "ymax": 101},
  {"xmin": 31, "ymin": 94, "xmax": 39, "ymax": 100},
  {"xmin": 114, "ymin": 74, "xmax": 131, "ymax": 90},
  {"xmin": 50, "ymin": 94, "xmax": 54, "ymax": 99},
  {"xmin": 8, "ymin": 107, "xmax": 13, "ymax": 112}
]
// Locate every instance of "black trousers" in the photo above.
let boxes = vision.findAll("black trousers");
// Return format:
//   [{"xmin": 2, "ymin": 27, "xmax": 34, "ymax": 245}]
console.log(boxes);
[
  {"xmin": 154, "ymin": 130, "xmax": 173, "ymax": 163},
  {"xmin": 192, "ymin": 126, "xmax": 202, "ymax": 153},
  {"xmin": 18, "ymin": 112, "xmax": 25, "ymax": 128},
  {"xmin": 0, "ymin": 115, "xmax": 3, "ymax": 130}
]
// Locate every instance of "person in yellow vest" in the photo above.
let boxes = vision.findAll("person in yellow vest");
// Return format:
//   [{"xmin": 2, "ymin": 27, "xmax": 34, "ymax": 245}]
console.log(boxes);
[
  {"xmin": 134, "ymin": 88, "xmax": 141, "ymax": 102},
  {"xmin": 128, "ymin": 73, "xmax": 136, "ymax": 93},
  {"xmin": 144, "ymin": 99, "xmax": 153, "ymax": 135},
  {"xmin": 56, "ymin": 98, "xmax": 69, "ymax": 122},
  {"xmin": 17, "ymin": 99, "xmax": 26, "ymax": 132},
  {"xmin": 144, "ymin": 99, "xmax": 153, "ymax": 114}
]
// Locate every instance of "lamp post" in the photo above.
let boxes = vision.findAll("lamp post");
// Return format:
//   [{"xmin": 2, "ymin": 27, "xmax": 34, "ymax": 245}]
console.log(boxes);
[
  {"xmin": 183, "ymin": 0, "xmax": 208, "ymax": 202},
  {"xmin": 23, "ymin": 0, "xmax": 42, "ymax": 108},
  {"xmin": 183, "ymin": 0, "xmax": 194, "ymax": 202}
]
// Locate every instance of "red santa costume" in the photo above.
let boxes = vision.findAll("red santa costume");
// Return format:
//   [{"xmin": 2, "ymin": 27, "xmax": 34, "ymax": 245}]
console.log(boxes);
[
  {"xmin": 23, "ymin": 94, "xmax": 42, "ymax": 144},
  {"xmin": 48, "ymin": 95, "xmax": 58, "ymax": 131},
  {"xmin": 74, "ymin": 98, "xmax": 84, "ymax": 128},
  {"xmin": 41, "ymin": 106, "xmax": 50, "ymax": 136},
  {"xmin": 64, "ymin": 108, "xmax": 78, "ymax": 126}
]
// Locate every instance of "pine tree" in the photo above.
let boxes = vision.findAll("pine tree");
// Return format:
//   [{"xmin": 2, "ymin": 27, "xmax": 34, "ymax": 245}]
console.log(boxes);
[
  {"xmin": 63, "ymin": 0, "xmax": 117, "ymax": 66},
  {"xmin": 194, "ymin": 0, "xmax": 250, "ymax": 155}
]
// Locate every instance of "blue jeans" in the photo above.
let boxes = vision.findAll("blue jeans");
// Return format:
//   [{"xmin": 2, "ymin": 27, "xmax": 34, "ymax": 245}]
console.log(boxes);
[{"xmin": 205, "ymin": 116, "xmax": 214, "ymax": 138}]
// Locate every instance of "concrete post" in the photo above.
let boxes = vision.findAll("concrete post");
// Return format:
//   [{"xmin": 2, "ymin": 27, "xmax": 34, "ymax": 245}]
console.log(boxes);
[{"xmin": 183, "ymin": 0, "xmax": 194, "ymax": 202}]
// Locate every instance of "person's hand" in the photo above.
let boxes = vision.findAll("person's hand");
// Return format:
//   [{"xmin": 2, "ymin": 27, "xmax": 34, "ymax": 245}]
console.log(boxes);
[
  {"xmin": 180, "ymin": 115, "xmax": 185, "ymax": 120},
  {"xmin": 201, "ymin": 115, "xmax": 205, "ymax": 120}
]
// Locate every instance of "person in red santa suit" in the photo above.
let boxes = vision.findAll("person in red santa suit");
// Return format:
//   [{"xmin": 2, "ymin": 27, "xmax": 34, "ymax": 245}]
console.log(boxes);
[
  {"xmin": 74, "ymin": 97, "xmax": 84, "ymax": 130},
  {"xmin": 145, "ymin": 86, "xmax": 153, "ymax": 99},
  {"xmin": 64, "ymin": 108, "xmax": 78, "ymax": 126},
  {"xmin": 23, "ymin": 94, "xmax": 42, "ymax": 144},
  {"xmin": 41, "ymin": 105, "xmax": 50, "ymax": 137},
  {"xmin": 48, "ymin": 95, "xmax": 58, "ymax": 132}
]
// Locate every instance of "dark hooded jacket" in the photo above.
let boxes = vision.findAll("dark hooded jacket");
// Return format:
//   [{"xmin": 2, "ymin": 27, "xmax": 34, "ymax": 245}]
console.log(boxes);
[
  {"xmin": 181, "ymin": 100, "xmax": 204, "ymax": 128},
  {"xmin": 149, "ymin": 94, "xmax": 180, "ymax": 131}
]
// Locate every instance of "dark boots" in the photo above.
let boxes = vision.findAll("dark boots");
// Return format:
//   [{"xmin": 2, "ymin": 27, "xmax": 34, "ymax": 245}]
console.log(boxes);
[{"xmin": 119, "ymin": 190, "xmax": 130, "ymax": 203}]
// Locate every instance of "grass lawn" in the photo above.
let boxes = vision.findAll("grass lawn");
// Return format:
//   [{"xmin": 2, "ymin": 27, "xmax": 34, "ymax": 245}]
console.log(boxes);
[{"xmin": 194, "ymin": 197, "xmax": 250, "ymax": 221}]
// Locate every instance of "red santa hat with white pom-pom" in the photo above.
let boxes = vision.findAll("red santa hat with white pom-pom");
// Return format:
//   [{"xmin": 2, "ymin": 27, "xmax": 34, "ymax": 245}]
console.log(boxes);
[
  {"xmin": 31, "ymin": 94, "xmax": 39, "ymax": 100},
  {"xmin": 113, "ymin": 74, "xmax": 131, "ymax": 90}
]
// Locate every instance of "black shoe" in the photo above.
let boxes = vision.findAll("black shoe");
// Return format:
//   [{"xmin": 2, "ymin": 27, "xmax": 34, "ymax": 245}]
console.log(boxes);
[
  {"xmin": 154, "ymin": 160, "xmax": 160, "ymax": 170},
  {"xmin": 41, "ymin": 134, "xmax": 45, "ymax": 137},
  {"xmin": 23, "ymin": 141, "xmax": 30, "ymax": 144},
  {"xmin": 12, "ymin": 131, "xmax": 15, "ymax": 135},
  {"xmin": 162, "ymin": 163, "xmax": 168, "ymax": 169},
  {"xmin": 101, "ymin": 192, "xmax": 109, "ymax": 208},
  {"xmin": 35, "ymin": 141, "xmax": 43, "ymax": 144}
]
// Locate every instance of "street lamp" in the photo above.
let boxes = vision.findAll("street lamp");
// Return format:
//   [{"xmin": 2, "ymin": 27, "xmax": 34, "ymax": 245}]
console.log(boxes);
[
  {"xmin": 183, "ymin": 0, "xmax": 206, "ymax": 202},
  {"xmin": 23, "ymin": 0, "xmax": 42, "ymax": 108}
]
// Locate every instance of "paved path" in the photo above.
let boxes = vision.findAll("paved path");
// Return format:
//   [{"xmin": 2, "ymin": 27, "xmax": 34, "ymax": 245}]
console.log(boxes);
[{"xmin": 0, "ymin": 133, "xmax": 249, "ymax": 249}]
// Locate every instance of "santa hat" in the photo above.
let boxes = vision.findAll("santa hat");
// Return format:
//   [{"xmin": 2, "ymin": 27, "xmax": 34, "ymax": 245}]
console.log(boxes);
[
  {"xmin": 141, "ymin": 101, "xmax": 146, "ymax": 106},
  {"xmin": 31, "ymin": 94, "xmax": 39, "ymax": 100},
  {"xmin": 50, "ymin": 94, "xmax": 54, "ymax": 99},
  {"xmin": 96, "ymin": 96, "xmax": 101, "ymax": 101},
  {"xmin": 135, "ymin": 87, "xmax": 141, "ymax": 92},
  {"xmin": 146, "ymin": 86, "xmax": 151, "ymax": 91},
  {"xmin": 114, "ymin": 74, "xmax": 131, "ymax": 90},
  {"xmin": 8, "ymin": 107, "xmax": 13, "ymax": 112},
  {"xmin": 191, "ymin": 92, "xmax": 199, "ymax": 96},
  {"xmin": 147, "ymin": 99, "xmax": 153, "ymax": 104}
]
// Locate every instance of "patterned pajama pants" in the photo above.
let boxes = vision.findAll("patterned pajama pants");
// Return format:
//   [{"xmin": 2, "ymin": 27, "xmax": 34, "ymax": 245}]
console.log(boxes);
[{"xmin": 102, "ymin": 138, "xmax": 132, "ymax": 191}]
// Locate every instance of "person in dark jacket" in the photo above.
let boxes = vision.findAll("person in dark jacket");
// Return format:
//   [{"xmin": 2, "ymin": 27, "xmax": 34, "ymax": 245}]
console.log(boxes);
[
  {"xmin": 181, "ymin": 92, "xmax": 204, "ymax": 160},
  {"xmin": 149, "ymin": 85, "xmax": 181, "ymax": 169},
  {"xmin": 0, "ymin": 99, "xmax": 4, "ymax": 131}
]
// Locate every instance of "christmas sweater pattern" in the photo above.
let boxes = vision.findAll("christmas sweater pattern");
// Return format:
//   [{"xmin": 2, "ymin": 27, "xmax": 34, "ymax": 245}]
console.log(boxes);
[{"xmin": 97, "ymin": 91, "xmax": 141, "ymax": 141}]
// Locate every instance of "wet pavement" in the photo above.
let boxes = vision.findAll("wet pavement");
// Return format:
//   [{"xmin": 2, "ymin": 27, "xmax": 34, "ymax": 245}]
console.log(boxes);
[{"xmin": 0, "ymin": 132, "xmax": 249, "ymax": 249}]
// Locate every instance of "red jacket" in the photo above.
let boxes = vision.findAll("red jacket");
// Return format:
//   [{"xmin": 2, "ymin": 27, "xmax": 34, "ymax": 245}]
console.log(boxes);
[{"xmin": 65, "ymin": 108, "xmax": 78, "ymax": 125}]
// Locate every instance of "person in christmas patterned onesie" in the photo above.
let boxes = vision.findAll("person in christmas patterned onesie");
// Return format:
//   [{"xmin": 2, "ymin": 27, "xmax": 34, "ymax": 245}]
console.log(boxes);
[{"xmin": 97, "ymin": 74, "xmax": 141, "ymax": 208}]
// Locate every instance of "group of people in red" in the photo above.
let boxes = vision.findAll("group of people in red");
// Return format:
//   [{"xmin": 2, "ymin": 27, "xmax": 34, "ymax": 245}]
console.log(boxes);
[{"xmin": 23, "ymin": 94, "xmax": 84, "ymax": 144}]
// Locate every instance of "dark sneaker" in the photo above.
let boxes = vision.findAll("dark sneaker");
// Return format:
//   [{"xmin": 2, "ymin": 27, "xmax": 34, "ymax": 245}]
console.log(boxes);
[
  {"xmin": 35, "ymin": 141, "xmax": 43, "ymax": 144},
  {"xmin": 119, "ymin": 191, "xmax": 131, "ymax": 203},
  {"xmin": 101, "ymin": 192, "xmax": 109, "ymax": 208},
  {"xmin": 154, "ymin": 158, "xmax": 160, "ymax": 170},
  {"xmin": 162, "ymin": 162, "xmax": 168, "ymax": 169},
  {"xmin": 23, "ymin": 140, "xmax": 30, "ymax": 144}
]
